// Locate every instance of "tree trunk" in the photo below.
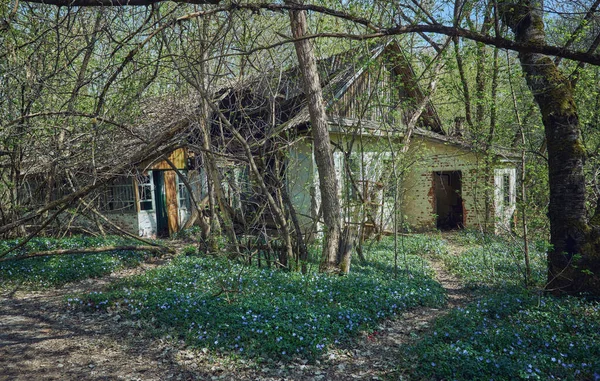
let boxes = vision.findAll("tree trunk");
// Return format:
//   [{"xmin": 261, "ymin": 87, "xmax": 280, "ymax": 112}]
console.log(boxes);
[
  {"xmin": 501, "ymin": 0, "xmax": 600, "ymax": 295},
  {"xmin": 453, "ymin": 36, "xmax": 474, "ymax": 132},
  {"xmin": 288, "ymin": 4, "xmax": 343, "ymax": 273}
]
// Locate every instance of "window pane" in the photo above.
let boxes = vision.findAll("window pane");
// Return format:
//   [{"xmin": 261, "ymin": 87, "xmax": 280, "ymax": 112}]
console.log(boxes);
[
  {"xmin": 177, "ymin": 172, "xmax": 190, "ymax": 209},
  {"xmin": 140, "ymin": 200, "xmax": 153, "ymax": 211},
  {"xmin": 138, "ymin": 175, "xmax": 154, "ymax": 211},
  {"xmin": 105, "ymin": 180, "xmax": 135, "ymax": 212}
]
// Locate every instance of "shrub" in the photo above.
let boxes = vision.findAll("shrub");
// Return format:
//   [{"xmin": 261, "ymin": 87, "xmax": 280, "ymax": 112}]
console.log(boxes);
[
  {"xmin": 439, "ymin": 233, "xmax": 547, "ymax": 289},
  {"xmin": 181, "ymin": 245, "xmax": 198, "ymax": 256}
]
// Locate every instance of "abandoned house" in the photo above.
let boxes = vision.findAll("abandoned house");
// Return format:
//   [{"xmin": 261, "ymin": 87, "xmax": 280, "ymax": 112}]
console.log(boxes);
[
  {"xmin": 216, "ymin": 39, "xmax": 519, "ymax": 236},
  {"xmin": 12, "ymin": 39, "xmax": 517, "ymax": 239},
  {"xmin": 97, "ymin": 148, "xmax": 193, "ymax": 238}
]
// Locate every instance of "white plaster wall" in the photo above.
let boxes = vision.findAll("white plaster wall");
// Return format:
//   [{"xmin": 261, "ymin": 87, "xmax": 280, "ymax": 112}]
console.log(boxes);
[
  {"xmin": 138, "ymin": 210, "xmax": 157, "ymax": 238},
  {"xmin": 340, "ymin": 150, "xmax": 393, "ymax": 230},
  {"xmin": 287, "ymin": 141, "xmax": 318, "ymax": 230},
  {"xmin": 287, "ymin": 134, "xmax": 515, "ymax": 234}
]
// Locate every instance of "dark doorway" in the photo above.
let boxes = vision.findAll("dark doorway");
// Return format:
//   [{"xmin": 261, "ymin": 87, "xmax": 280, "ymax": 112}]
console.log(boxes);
[
  {"xmin": 152, "ymin": 171, "xmax": 169, "ymax": 237},
  {"xmin": 434, "ymin": 171, "xmax": 464, "ymax": 230}
]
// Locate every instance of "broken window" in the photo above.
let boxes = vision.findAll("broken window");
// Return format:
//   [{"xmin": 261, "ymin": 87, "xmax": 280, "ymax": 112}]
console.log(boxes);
[
  {"xmin": 104, "ymin": 178, "xmax": 135, "ymax": 212},
  {"xmin": 138, "ymin": 175, "xmax": 153, "ymax": 211}
]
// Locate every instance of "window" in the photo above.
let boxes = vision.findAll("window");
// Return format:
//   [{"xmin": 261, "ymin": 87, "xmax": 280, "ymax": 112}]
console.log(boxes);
[
  {"xmin": 177, "ymin": 173, "xmax": 190, "ymax": 210},
  {"xmin": 503, "ymin": 173, "xmax": 511, "ymax": 206},
  {"xmin": 104, "ymin": 178, "xmax": 135, "ymax": 212},
  {"xmin": 138, "ymin": 175, "xmax": 153, "ymax": 211}
]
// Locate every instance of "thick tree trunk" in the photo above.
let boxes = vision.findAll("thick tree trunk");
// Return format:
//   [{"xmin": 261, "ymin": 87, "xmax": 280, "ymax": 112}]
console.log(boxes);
[
  {"xmin": 288, "ymin": 5, "xmax": 343, "ymax": 273},
  {"xmin": 501, "ymin": 1, "xmax": 600, "ymax": 295}
]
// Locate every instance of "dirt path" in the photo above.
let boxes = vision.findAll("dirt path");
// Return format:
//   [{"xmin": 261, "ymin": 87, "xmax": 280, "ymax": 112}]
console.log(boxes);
[
  {"xmin": 305, "ymin": 241, "xmax": 473, "ymax": 381},
  {"xmin": 0, "ymin": 238, "xmax": 473, "ymax": 381},
  {"xmin": 0, "ymin": 257, "xmax": 202, "ymax": 381}
]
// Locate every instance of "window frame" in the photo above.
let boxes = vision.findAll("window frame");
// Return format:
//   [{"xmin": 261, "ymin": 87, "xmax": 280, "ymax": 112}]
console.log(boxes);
[
  {"xmin": 137, "ymin": 173, "xmax": 155, "ymax": 212},
  {"xmin": 177, "ymin": 171, "xmax": 191, "ymax": 210},
  {"xmin": 104, "ymin": 178, "xmax": 136, "ymax": 213}
]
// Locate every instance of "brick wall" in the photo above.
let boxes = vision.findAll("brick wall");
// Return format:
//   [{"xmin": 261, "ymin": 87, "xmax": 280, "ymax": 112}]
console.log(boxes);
[
  {"xmin": 402, "ymin": 136, "xmax": 498, "ymax": 231},
  {"xmin": 289, "ymin": 134, "xmax": 515, "ymax": 234}
]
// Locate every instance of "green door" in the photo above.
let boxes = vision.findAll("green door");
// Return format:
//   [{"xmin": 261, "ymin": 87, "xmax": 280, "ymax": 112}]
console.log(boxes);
[{"xmin": 153, "ymin": 171, "xmax": 169, "ymax": 237}]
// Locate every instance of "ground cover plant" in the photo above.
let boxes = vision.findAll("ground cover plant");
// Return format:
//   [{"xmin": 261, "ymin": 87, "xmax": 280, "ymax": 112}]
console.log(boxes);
[
  {"xmin": 404, "ymin": 231, "xmax": 600, "ymax": 380},
  {"xmin": 439, "ymin": 231, "xmax": 548, "ymax": 288},
  {"xmin": 405, "ymin": 290, "xmax": 600, "ymax": 380},
  {"xmin": 72, "ymin": 235, "xmax": 447, "ymax": 361},
  {"xmin": 0, "ymin": 236, "xmax": 154, "ymax": 289}
]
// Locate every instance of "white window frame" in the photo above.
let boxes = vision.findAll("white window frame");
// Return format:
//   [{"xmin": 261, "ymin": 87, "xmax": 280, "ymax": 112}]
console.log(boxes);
[
  {"xmin": 177, "ymin": 172, "xmax": 190, "ymax": 210},
  {"xmin": 137, "ymin": 173, "xmax": 155, "ymax": 212}
]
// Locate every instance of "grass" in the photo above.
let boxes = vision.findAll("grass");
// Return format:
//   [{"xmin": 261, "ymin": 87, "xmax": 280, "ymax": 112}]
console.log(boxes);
[
  {"xmin": 0, "ymin": 235, "xmax": 155, "ymax": 289},
  {"xmin": 438, "ymin": 230, "xmax": 549, "ymax": 289},
  {"xmin": 71, "ymin": 235, "xmax": 447, "ymax": 361},
  {"xmin": 403, "ymin": 231, "xmax": 600, "ymax": 380}
]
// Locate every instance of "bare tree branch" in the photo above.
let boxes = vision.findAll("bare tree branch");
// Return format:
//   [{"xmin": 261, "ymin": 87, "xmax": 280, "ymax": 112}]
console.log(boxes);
[
  {"xmin": 17, "ymin": 2, "xmax": 600, "ymax": 66},
  {"xmin": 554, "ymin": 0, "xmax": 600, "ymax": 65},
  {"xmin": 24, "ymin": 0, "xmax": 219, "ymax": 6}
]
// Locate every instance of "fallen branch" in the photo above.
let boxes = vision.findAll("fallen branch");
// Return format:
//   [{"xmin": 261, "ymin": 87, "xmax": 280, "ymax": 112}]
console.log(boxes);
[
  {"xmin": 65, "ymin": 169, "xmax": 163, "ymax": 248},
  {"xmin": 0, "ymin": 116, "xmax": 187, "ymax": 236},
  {"xmin": 0, "ymin": 203, "xmax": 70, "ymax": 260},
  {"xmin": 0, "ymin": 245, "xmax": 174, "ymax": 262}
]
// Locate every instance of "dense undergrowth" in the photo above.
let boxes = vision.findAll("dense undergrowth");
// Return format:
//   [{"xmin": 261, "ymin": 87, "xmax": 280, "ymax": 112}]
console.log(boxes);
[
  {"xmin": 71, "ymin": 235, "xmax": 446, "ymax": 360},
  {"xmin": 0, "ymin": 236, "xmax": 153, "ymax": 289},
  {"xmin": 436, "ymin": 230, "xmax": 548, "ymax": 288},
  {"xmin": 404, "ymin": 231, "xmax": 600, "ymax": 380}
]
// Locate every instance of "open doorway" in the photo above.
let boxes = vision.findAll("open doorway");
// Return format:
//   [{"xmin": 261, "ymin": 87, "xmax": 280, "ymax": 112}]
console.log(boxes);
[
  {"xmin": 434, "ymin": 171, "xmax": 464, "ymax": 230},
  {"xmin": 152, "ymin": 171, "xmax": 169, "ymax": 237}
]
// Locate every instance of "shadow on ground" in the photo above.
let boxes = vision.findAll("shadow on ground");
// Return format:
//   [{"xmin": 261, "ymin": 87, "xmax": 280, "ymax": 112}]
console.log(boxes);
[{"xmin": 0, "ymin": 290, "xmax": 210, "ymax": 381}]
